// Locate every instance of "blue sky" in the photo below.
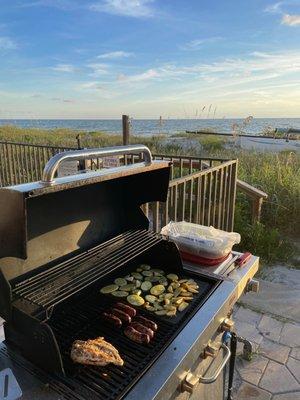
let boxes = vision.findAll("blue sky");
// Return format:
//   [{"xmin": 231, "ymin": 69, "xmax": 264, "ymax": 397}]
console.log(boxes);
[{"xmin": 0, "ymin": 0, "xmax": 299, "ymax": 118}]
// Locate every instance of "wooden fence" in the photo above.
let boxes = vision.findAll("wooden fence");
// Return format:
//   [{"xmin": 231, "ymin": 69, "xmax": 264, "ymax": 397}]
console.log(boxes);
[{"xmin": 0, "ymin": 141, "xmax": 238, "ymax": 231}]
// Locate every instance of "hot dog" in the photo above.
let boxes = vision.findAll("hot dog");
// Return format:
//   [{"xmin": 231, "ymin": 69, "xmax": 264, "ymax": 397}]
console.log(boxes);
[
  {"xmin": 102, "ymin": 312, "xmax": 122, "ymax": 328},
  {"xmin": 111, "ymin": 308, "xmax": 131, "ymax": 324},
  {"xmin": 115, "ymin": 302, "xmax": 136, "ymax": 317},
  {"xmin": 134, "ymin": 316, "xmax": 157, "ymax": 332},
  {"xmin": 130, "ymin": 322, "xmax": 154, "ymax": 339},
  {"xmin": 124, "ymin": 326, "xmax": 150, "ymax": 344}
]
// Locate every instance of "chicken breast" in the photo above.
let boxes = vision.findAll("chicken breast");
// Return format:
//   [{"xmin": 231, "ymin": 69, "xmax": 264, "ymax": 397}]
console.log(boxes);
[{"xmin": 71, "ymin": 337, "xmax": 124, "ymax": 367}]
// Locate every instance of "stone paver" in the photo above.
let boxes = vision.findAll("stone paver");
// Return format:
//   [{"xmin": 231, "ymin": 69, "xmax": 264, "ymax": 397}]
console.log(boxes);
[
  {"xmin": 287, "ymin": 357, "xmax": 300, "ymax": 383},
  {"xmin": 235, "ymin": 319, "xmax": 264, "ymax": 345},
  {"xmin": 235, "ymin": 382, "xmax": 271, "ymax": 400},
  {"xmin": 259, "ymin": 360, "xmax": 299, "ymax": 393},
  {"xmin": 234, "ymin": 306, "xmax": 263, "ymax": 325},
  {"xmin": 236, "ymin": 355, "xmax": 268, "ymax": 386},
  {"xmin": 280, "ymin": 322, "xmax": 300, "ymax": 347},
  {"xmin": 273, "ymin": 393, "xmax": 300, "ymax": 400},
  {"xmin": 240, "ymin": 280, "xmax": 300, "ymax": 323},
  {"xmin": 258, "ymin": 314, "xmax": 283, "ymax": 342},
  {"xmin": 291, "ymin": 348, "xmax": 300, "ymax": 361},
  {"xmin": 259, "ymin": 338, "xmax": 290, "ymax": 364}
]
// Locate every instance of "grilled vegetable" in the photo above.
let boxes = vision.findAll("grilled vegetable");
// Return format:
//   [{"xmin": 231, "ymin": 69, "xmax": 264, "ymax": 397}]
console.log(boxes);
[
  {"xmin": 145, "ymin": 295, "xmax": 157, "ymax": 304},
  {"xmin": 150, "ymin": 285, "xmax": 165, "ymax": 296},
  {"xmin": 166, "ymin": 309, "xmax": 177, "ymax": 317},
  {"xmin": 142, "ymin": 271, "xmax": 153, "ymax": 277},
  {"xmin": 132, "ymin": 289, "xmax": 142, "ymax": 295},
  {"xmin": 155, "ymin": 310, "xmax": 167, "ymax": 316},
  {"xmin": 122, "ymin": 284, "xmax": 136, "ymax": 291},
  {"xmin": 100, "ymin": 284, "xmax": 119, "ymax": 294},
  {"xmin": 139, "ymin": 264, "xmax": 151, "ymax": 270},
  {"xmin": 127, "ymin": 294, "xmax": 145, "ymax": 306},
  {"xmin": 112, "ymin": 291, "xmax": 129, "ymax": 297},
  {"xmin": 131, "ymin": 272, "xmax": 143, "ymax": 280},
  {"xmin": 114, "ymin": 278, "xmax": 127, "ymax": 286},
  {"xmin": 167, "ymin": 273, "xmax": 179, "ymax": 281},
  {"xmin": 141, "ymin": 281, "xmax": 152, "ymax": 291},
  {"xmin": 125, "ymin": 275, "xmax": 134, "ymax": 282},
  {"xmin": 178, "ymin": 301, "xmax": 189, "ymax": 312}
]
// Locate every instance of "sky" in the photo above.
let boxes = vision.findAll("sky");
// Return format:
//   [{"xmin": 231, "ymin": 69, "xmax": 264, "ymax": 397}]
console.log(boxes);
[{"xmin": 0, "ymin": 0, "xmax": 300, "ymax": 119}]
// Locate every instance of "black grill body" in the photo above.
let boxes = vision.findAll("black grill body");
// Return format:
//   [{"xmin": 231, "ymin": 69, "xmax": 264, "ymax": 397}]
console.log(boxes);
[{"xmin": 0, "ymin": 157, "xmax": 221, "ymax": 400}]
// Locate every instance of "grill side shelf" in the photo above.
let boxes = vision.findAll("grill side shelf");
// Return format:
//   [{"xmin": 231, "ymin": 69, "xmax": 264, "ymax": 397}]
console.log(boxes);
[{"xmin": 12, "ymin": 230, "xmax": 163, "ymax": 318}]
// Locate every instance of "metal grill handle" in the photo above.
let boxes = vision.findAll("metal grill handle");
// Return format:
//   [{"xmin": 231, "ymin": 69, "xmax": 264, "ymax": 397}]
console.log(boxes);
[
  {"xmin": 41, "ymin": 144, "xmax": 152, "ymax": 184},
  {"xmin": 182, "ymin": 344, "xmax": 231, "ymax": 393}
]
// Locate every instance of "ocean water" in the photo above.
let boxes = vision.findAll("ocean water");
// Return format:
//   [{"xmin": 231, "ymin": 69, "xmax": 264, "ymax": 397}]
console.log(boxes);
[{"xmin": 0, "ymin": 118, "xmax": 299, "ymax": 136}]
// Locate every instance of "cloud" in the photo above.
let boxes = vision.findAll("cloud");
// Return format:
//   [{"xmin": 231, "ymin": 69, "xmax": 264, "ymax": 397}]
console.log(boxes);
[
  {"xmin": 51, "ymin": 63, "xmax": 75, "ymax": 72},
  {"xmin": 0, "ymin": 36, "xmax": 17, "ymax": 50},
  {"xmin": 281, "ymin": 13, "xmax": 300, "ymax": 25},
  {"xmin": 180, "ymin": 37, "xmax": 222, "ymax": 50},
  {"xmin": 113, "ymin": 51, "xmax": 300, "ymax": 88},
  {"xmin": 264, "ymin": 2, "xmax": 283, "ymax": 13},
  {"xmin": 19, "ymin": 0, "xmax": 80, "ymax": 10},
  {"xmin": 87, "ymin": 63, "xmax": 109, "ymax": 76},
  {"xmin": 89, "ymin": 0, "xmax": 155, "ymax": 18},
  {"xmin": 117, "ymin": 68, "xmax": 160, "ymax": 82},
  {"xmin": 50, "ymin": 97, "xmax": 76, "ymax": 103},
  {"xmin": 97, "ymin": 50, "xmax": 133, "ymax": 59},
  {"xmin": 79, "ymin": 82, "xmax": 102, "ymax": 89}
]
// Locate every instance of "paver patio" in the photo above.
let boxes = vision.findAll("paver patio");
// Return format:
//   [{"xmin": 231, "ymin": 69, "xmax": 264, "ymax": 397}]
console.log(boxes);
[{"xmin": 233, "ymin": 266, "xmax": 300, "ymax": 399}]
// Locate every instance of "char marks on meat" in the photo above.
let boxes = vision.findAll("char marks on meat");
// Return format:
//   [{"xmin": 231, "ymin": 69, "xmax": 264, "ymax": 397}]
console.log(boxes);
[{"xmin": 71, "ymin": 337, "xmax": 124, "ymax": 366}]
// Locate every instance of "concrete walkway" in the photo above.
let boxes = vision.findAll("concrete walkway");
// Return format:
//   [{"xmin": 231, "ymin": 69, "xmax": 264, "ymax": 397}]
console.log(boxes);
[{"xmin": 233, "ymin": 266, "xmax": 300, "ymax": 399}]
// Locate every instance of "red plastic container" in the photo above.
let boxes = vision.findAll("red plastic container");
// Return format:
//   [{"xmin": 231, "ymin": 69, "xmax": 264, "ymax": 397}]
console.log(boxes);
[{"xmin": 180, "ymin": 251, "xmax": 231, "ymax": 266}]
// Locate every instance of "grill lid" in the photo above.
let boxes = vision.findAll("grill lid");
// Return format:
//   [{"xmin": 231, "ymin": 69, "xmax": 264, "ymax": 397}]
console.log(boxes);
[{"xmin": 0, "ymin": 145, "xmax": 171, "ymax": 281}]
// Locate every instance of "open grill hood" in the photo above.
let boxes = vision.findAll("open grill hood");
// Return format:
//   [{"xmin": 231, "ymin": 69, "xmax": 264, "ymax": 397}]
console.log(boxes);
[{"xmin": 0, "ymin": 145, "xmax": 171, "ymax": 322}]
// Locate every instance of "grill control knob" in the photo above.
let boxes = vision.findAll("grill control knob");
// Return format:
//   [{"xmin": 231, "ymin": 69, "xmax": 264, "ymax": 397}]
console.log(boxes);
[
  {"xmin": 203, "ymin": 343, "xmax": 218, "ymax": 358},
  {"xmin": 246, "ymin": 279, "xmax": 259, "ymax": 293},
  {"xmin": 220, "ymin": 318, "xmax": 234, "ymax": 332}
]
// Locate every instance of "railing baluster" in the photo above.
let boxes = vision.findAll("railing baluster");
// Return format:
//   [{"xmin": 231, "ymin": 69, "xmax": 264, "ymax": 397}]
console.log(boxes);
[
  {"xmin": 174, "ymin": 184, "xmax": 178, "ymax": 221},
  {"xmin": 181, "ymin": 181, "xmax": 186, "ymax": 221},
  {"xmin": 212, "ymin": 170, "xmax": 217, "ymax": 227},
  {"xmin": 228, "ymin": 162, "xmax": 237, "ymax": 231},
  {"xmin": 217, "ymin": 168, "xmax": 224, "ymax": 229},
  {"xmin": 189, "ymin": 178, "xmax": 193, "ymax": 222}
]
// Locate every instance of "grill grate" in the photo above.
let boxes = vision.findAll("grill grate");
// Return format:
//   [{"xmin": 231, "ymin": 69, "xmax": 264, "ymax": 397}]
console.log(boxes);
[
  {"xmin": 48, "ymin": 279, "xmax": 217, "ymax": 400},
  {"xmin": 12, "ymin": 230, "xmax": 162, "ymax": 312}
]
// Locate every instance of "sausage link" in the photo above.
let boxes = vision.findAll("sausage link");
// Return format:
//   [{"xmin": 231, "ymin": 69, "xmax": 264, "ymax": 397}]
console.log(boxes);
[
  {"xmin": 111, "ymin": 308, "xmax": 131, "ymax": 324},
  {"xmin": 102, "ymin": 312, "xmax": 122, "ymax": 328},
  {"xmin": 124, "ymin": 326, "xmax": 150, "ymax": 344},
  {"xmin": 130, "ymin": 322, "xmax": 154, "ymax": 339},
  {"xmin": 134, "ymin": 316, "xmax": 157, "ymax": 332},
  {"xmin": 115, "ymin": 302, "xmax": 136, "ymax": 317}
]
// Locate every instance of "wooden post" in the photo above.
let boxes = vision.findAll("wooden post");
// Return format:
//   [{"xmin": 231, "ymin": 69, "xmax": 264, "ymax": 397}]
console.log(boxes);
[
  {"xmin": 252, "ymin": 197, "xmax": 264, "ymax": 224},
  {"xmin": 122, "ymin": 115, "xmax": 130, "ymax": 145}
]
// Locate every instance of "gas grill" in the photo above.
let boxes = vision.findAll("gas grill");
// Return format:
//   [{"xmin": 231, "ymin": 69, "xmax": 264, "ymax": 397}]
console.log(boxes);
[{"xmin": 0, "ymin": 145, "xmax": 259, "ymax": 400}]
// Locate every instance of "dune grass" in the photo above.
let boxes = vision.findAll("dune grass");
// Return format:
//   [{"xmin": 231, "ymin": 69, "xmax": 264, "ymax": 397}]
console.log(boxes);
[{"xmin": 0, "ymin": 125, "xmax": 299, "ymax": 264}]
